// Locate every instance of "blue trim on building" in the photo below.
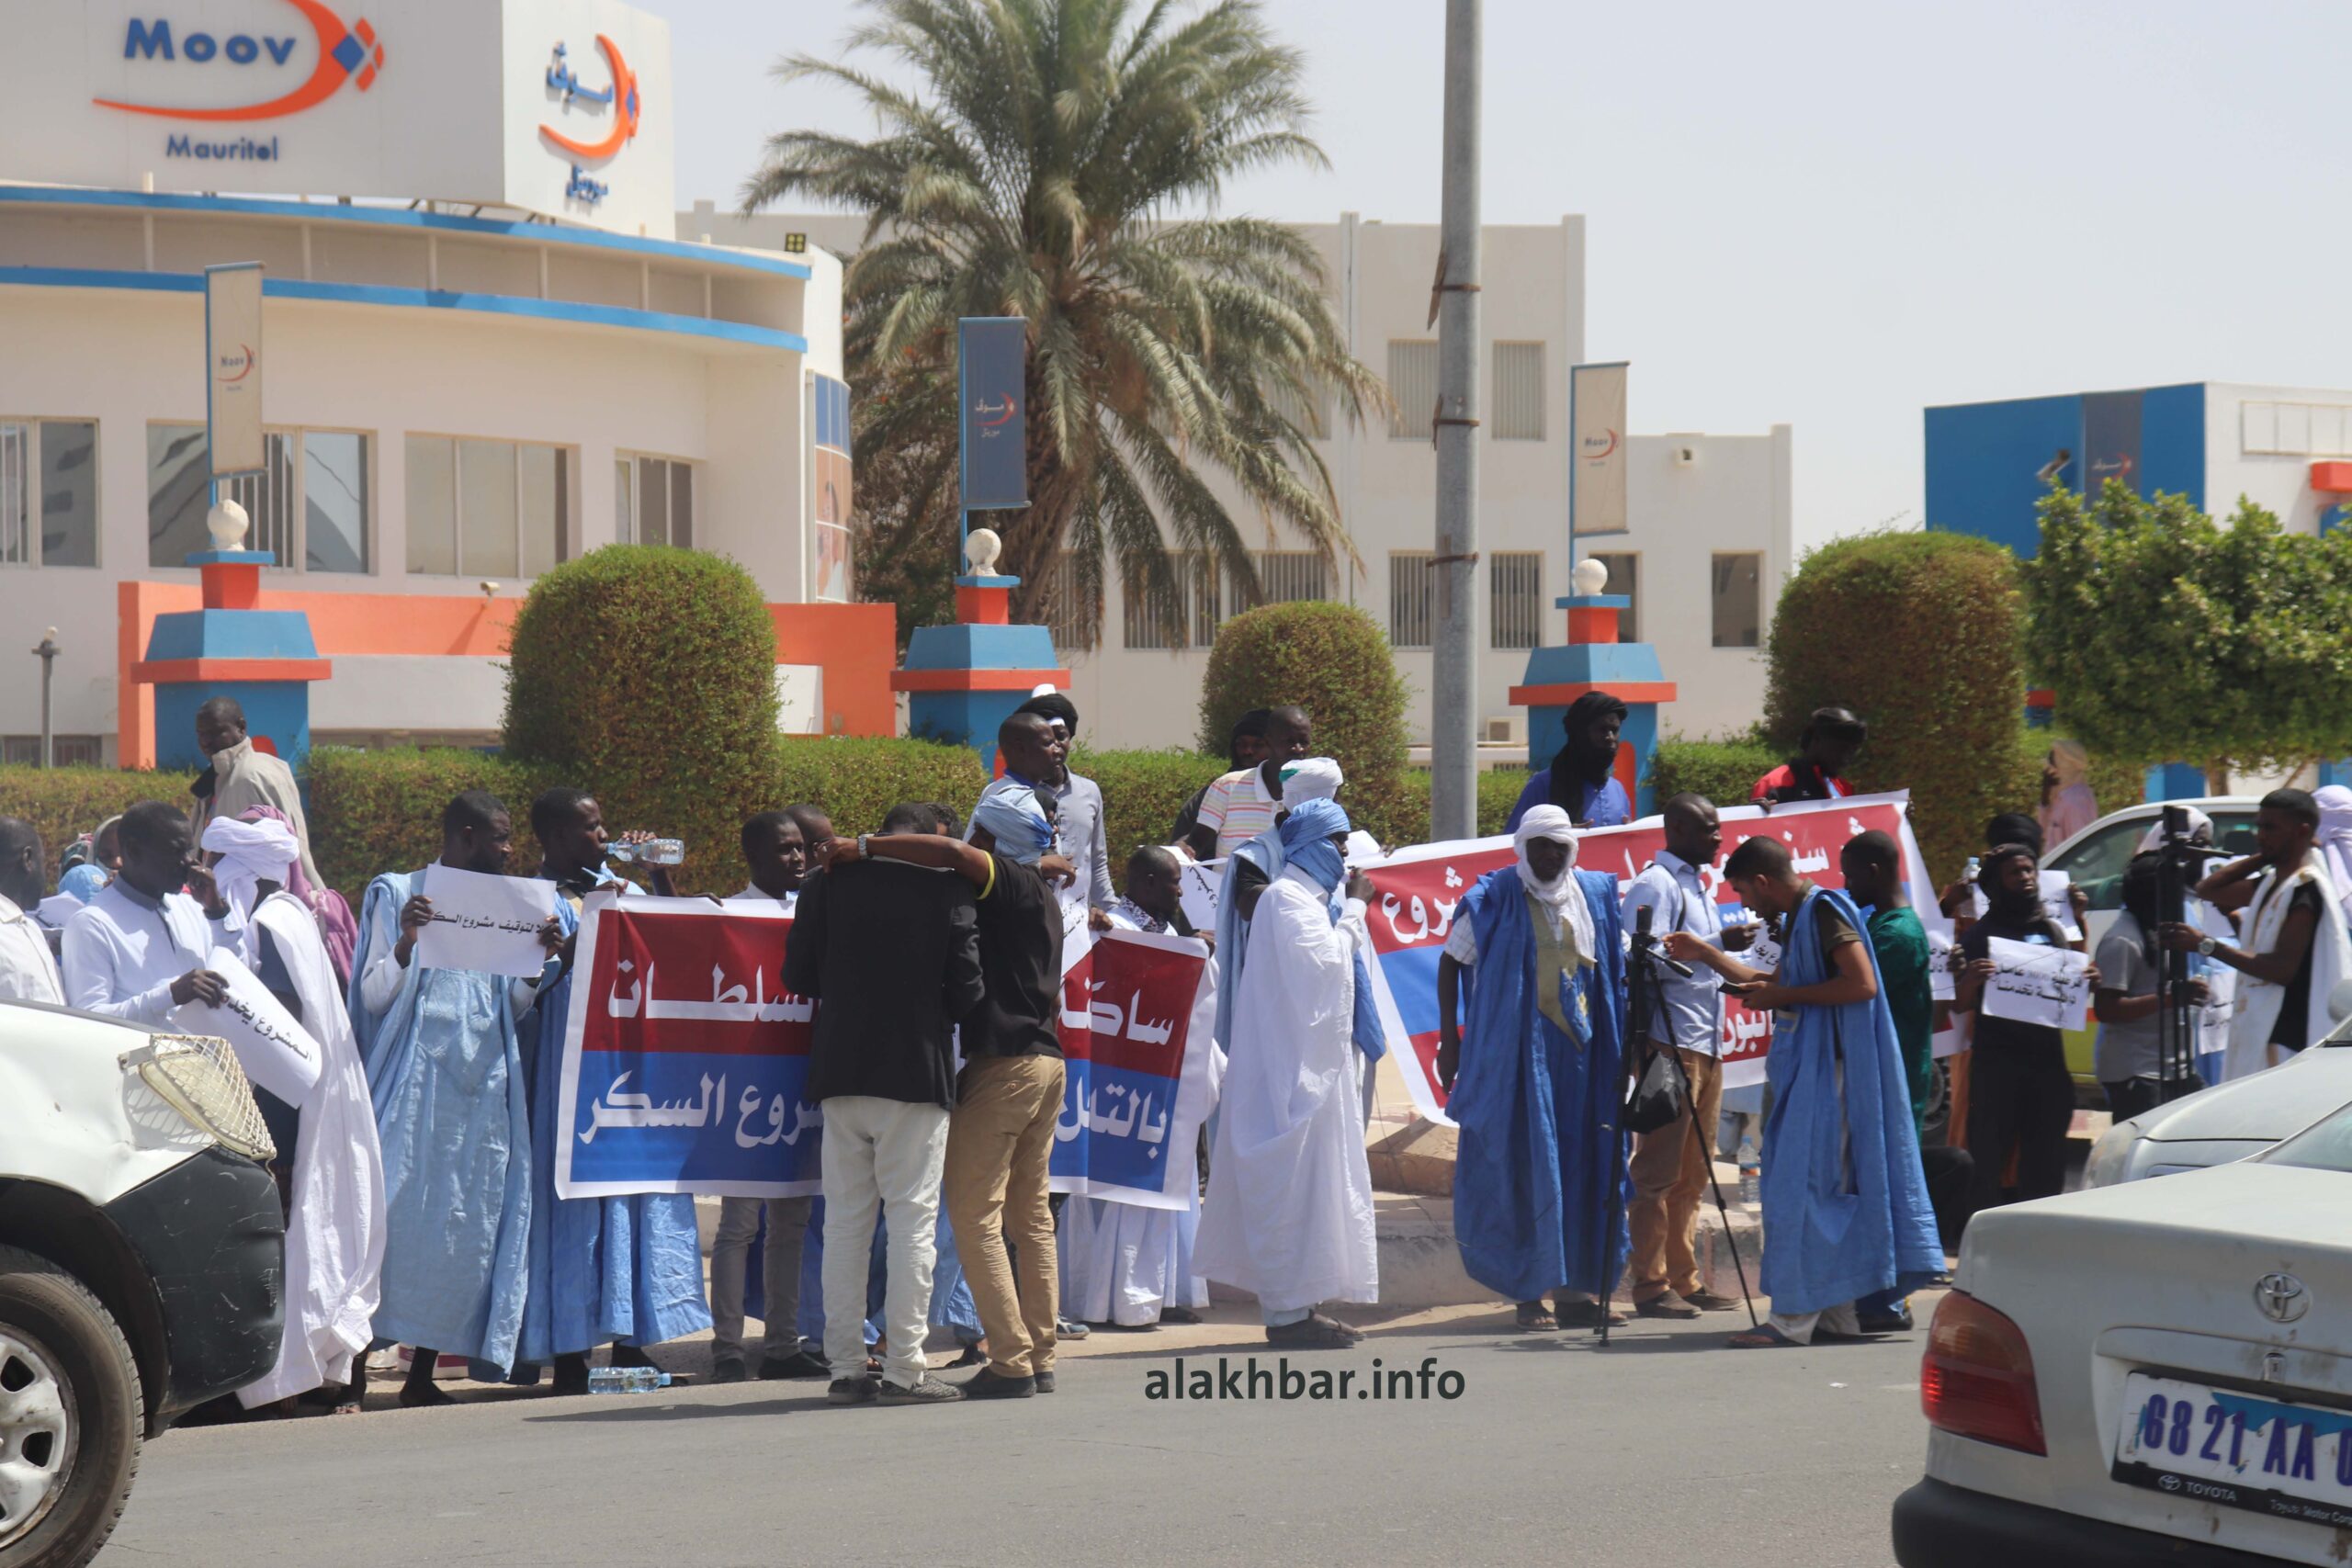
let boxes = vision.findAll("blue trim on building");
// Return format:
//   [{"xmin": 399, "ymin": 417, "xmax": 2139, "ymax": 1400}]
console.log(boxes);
[
  {"xmin": 2140, "ymin": 383, "xmax": 2206, "ymax": 512},
  {"xmin": 0, "ymin": 266, "xmax": 809, "ymax": 353},
  {"xmin": 0, "ymin": 186, "xmax": 813, "ymax": 280}
]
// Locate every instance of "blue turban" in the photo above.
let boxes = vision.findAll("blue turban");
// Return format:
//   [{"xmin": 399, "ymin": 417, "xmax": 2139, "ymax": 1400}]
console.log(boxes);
[
  {"xmin": 1279, "ymin": 797, "xmax": 1350, "ymax": 894},
  {"xmin": 970, "ymin": 777, "xmax": 1057, "ymax": 866}
]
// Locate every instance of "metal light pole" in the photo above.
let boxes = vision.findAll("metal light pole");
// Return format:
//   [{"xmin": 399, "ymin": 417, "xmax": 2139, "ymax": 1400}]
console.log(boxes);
[
  {"xmin": 32, "ymin": 626, "xmax": 58, "ymax": 770},
  {"xmin": 1429, "ymin": 0, "xmax": 1484, "ymax": 840}
]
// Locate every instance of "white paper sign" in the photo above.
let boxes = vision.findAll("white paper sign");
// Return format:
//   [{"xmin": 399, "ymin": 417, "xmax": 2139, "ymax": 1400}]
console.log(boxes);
[
  {"xmin": 173, "ymin": 947, "xmax": 321, "ymax": 1106},
  {"xmin": 1928, "ymin": 929, "xmax": 1958, "ymax": 1002},
  {"xmin": 1982, "ymin": 936, "xmax": 2092, "ymax": 1032},
  {"xmin": 418, "ymin": 863, "xmax": 560, "ymax": 978},
  {"xmin": 1178, "ymin": 856, "xmax": 1224, "ymax": 936}
]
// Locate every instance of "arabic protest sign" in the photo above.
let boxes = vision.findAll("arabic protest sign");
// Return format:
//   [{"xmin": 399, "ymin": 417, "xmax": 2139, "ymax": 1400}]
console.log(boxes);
[
  {"xmin": 173, "ymin": 946, "xmax": 321, "ymax": 1107},
  {"xmin": 417, "ymin": 863, "xmax": 560, "ymax": 978},
  {"xmin": 555, "ymin": 897, "xmax": 820, "ymax": 1201},
  {"xmin": 1981, "ymin": 936, "xmax": 2093, "ymax": 1032},
  {"xmin": 1051, "ymin": 921, "xmax": 1218, "ymax": 1211},
  {"xmin": 1928, "ymin": 929, "xmax": 1958, "ymax": 1002},
  {"xmin": 1359, "ymin": 792, "xmax": 1941, "ymax": 1125}
]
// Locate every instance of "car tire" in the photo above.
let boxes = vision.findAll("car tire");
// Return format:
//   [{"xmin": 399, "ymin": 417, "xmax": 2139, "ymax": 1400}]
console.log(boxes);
[{"xmin": 0, "ymin": 1244, "xmax": 142, "ymax": 1568}]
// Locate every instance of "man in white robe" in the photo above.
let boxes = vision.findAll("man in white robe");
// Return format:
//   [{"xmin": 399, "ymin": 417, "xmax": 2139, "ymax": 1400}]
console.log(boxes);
[
  {"xmin": 1061, "ymin": 847, "xmax": 1224, "ymax": 1328},
  {"xmin": 0, "ymin": 818, "xmax": 63, "ymax": 1004},
  {"xmin": 61, "ymin": 801, "xmax": 231, "ymax": 1022},
  {"xmin": 202, "ymin": 813, "xmax": 388, "ymax": 1411},
  {"xmin": 1194, "ymin": 800, "xmax": 1378, "ymax": 1348}
]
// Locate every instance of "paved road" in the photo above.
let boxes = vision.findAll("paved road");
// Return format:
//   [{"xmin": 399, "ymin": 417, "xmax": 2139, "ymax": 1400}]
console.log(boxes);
[{"xmin": 99, "ymin": 1306, "xmax": 1930, "ymax": 1567}]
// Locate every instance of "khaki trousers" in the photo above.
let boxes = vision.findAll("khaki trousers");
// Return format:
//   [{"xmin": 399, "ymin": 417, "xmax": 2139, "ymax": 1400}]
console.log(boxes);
[
  {"xmin": 1626, "ymin": 1045, "xmax": 1724, "ymax": 1303},
  {"xmin": 943, "ymin": 1054, "xmax": 1067, "ymax": 1379}
]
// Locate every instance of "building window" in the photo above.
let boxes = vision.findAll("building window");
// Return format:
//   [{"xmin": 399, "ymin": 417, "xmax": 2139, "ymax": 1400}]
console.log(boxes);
[
  {"xmin": 2, "ymin": 735, "xmax": 103, "ymax": 767},
  {"xmin": 1493, "ymin": 344, "xmax": 1544, "ymax": 441},
  {"xmin": 1490, "ymin": 551, "xmax": 1544, "ymax": 649},
  {"xmin": 406, "ymin": 435, "xmax": 568, "ymax": 579},
  {"xmin": 1387, "ymin": 341, "xmax": 1438, "ymax": 440},
  {"xmin": 1711, "ymin": 552, "xmax": 1763, "ymax": 649},
  {"xmin": 1122, "ymin": 555, "xmax": 1222, "ymax": 650},
  {"xmin": 616, "ymin": 454, "xmax": 697, "ymax": 550},
  {"xmin": 1389, "ymin": 552, "xmax": 1435, "ymax": 649},
  {"xmin": 147, "ymin": 424, "xmax": 369, "ymax": 572},
  {"xmin": 1044, "ymin": 553, "xmax": 1100, "ymax": 653},
  {"xmin": 2242, "ymin": 400, "xmax": 2352, "ymax": 457},
  {"xmin": 1, "ymin": 420, "xmax": 98, "ymax": 568},
  {"xmin": 1589, "ymin": 551, "xmax": 1638, "ymax": 643},
  {"xmin": 1252, "ymin": 550, "xmax": 1330, "ymax": 604},
  {"xmin": 811, "ymin": 373, "xmax": 852, "ymax": 603}
]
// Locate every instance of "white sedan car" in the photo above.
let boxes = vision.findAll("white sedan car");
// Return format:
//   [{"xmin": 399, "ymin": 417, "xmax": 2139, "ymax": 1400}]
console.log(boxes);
[
  {"xmin": 1894, "ymin": 1110, "xmax": 2352, "ymax": 1566},
  {"xmin": 2086, "ymin": 1017, "xmax": 2352, "ymax": 1185}
]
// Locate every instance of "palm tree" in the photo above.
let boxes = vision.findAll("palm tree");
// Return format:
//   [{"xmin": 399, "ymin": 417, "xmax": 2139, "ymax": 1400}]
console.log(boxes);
[{"xmin": 743, "ymin": 0, "xmax": 1386, "ymax": 643}]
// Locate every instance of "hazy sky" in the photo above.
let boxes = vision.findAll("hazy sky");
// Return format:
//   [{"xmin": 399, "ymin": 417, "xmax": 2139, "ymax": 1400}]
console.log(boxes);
[{"xmin": 643, "ymin": 0, "xmax": 2352, "ymax": 547}]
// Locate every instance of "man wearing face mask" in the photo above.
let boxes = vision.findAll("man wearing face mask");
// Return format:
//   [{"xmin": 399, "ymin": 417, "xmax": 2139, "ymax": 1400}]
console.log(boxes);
[
  {"xmin": 1435, "ymin": 807, "xmax": 1633, "ymax": 1331},
  {"xmin": 1506, "ymin": 692, "xmax": 1632, "ymax": 832}
]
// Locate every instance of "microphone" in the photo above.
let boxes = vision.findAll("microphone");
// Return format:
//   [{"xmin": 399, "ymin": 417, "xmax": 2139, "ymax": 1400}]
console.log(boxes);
[{"xmin": 1634, "ymin": 904, "xmax": 1697, "ymax": 979}]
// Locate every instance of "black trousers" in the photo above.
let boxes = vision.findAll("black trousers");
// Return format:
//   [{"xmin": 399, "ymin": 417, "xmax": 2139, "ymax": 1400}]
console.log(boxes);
[
  {"xmin": 2103, "ymin": 1077, "xmax": 2165, "ymax": 1122},
  {"xmin": 1920, "ymin": 1144, "xmax": 1974, "ymax": 1253},
  {"xmin": 1966, "ymin": 1038, "xmax": 2074, "ymax": 1213}
]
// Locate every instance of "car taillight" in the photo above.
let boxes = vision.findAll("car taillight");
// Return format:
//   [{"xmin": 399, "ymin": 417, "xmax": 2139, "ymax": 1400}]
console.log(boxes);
[{"xmin": 1920, "ymin": 1290, "xmax": 2045, "ymax": 1456}]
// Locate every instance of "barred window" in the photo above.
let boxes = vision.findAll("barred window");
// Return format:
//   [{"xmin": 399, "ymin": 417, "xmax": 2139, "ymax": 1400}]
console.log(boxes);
[
  {"xmin": 1489, "ymin": 551, "xmax": 1544, "ymax": 649},
  {"xmin": 1389, "ymin": 552, "xmax": 1434, "ymax": 649},
  {"xmin": 1122, "ymin": 555, "xmax": 1223, "ymax": 650},
  {"xmin": 1492, "ymin": 343, "xmax": 1544, "ymax": 441},
  {"xmin": 1, "ymin": 421, "xmax": 98, "ymax": 569},
  {"xmin": 1712, "ymin": 552, "xmax": 1763, "ymax": 649},
  {"xmin": 1590, "ymin": 551, "xmax": 1639, "ymax": 643},
  {"xmin": 1387, "ymin": 341, "xmax": 1438, "ymax": 440},
  {"xmin": 1253, "ymin": 550, "xmax": 1329, "ymax": 604},
  {"xmin": 1044, "ymin": 553, "xmax": 1100, "ymax": 652}
]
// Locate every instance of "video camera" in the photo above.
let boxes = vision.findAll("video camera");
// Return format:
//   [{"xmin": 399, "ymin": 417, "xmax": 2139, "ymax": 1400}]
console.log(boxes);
[{"xmin": 2150, "ymin": 805, "xmax": 2233, "ymax": 1091}]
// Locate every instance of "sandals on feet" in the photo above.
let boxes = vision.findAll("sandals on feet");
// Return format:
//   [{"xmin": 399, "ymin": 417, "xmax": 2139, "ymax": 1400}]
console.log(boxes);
[
  {"xmin": 1513, "ymin": 1302, "xmax": 1558, "ymax": 1330},
  {"xmin": 1727, "ymin": 1325, "xmax": 1806, "ymax": 1349}
]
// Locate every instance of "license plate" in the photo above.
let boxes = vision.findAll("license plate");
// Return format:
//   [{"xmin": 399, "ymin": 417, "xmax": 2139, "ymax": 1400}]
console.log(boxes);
[{"xmin": 2113, "ymin": 1371, "xmax": 2352, "ymax": 1529}]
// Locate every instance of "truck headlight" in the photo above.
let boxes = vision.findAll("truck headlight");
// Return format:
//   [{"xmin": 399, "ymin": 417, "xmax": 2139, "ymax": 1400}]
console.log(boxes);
[
  {"xmin": 120, "ymin": 1034, "xmax": 276, "ymax": 1163},
  {"xmin": 2084, "ymin": 1117, "xmax": 2143, "ymax": 1189}
]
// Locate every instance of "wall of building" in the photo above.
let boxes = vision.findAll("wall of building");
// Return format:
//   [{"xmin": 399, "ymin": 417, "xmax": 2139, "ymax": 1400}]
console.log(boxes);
[
  {"xmin": 695, "ymin": 206, "xmax": 1795, "ymax": 753},
  {"xmin": 2204, "ymin": 382, "xmax": 2352, "ymax": 536}
]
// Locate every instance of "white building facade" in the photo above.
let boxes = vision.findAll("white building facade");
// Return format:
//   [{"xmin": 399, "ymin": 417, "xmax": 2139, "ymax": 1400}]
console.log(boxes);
[{"xmin": 695, "ymin": 204, "xmax": 1795, "ymax": 752}]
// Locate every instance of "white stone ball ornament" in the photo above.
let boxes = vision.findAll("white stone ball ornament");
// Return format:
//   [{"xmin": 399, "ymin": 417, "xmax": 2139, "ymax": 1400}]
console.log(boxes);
[
  {"xmin": 966, "ymin": 527, "xmax": 1004, "ymax": 576},
  {"xmin": 1572, "ymin": 556, "xmax": 1609, "ymax": 596},
  {"xmin": 206, "ymin": 497, "xmax": 251, "ymax": 552}
]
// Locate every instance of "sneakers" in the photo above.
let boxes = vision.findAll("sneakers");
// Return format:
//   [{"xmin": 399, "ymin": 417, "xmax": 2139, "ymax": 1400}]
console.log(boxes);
[
  {"xmin": 758, "ymin": 1348, "xmax": 832, "ymax": 1381},
  {"xmin": 827, "ymin": 1377, "xmax": 878, "ymax": 1405},
  {"xmin": 1634, "ymin": 1292, "xmax": 1702, "ymax": 1320},
  {"xmin": 959, "ymin": 1368, "xmax": 1035, "ymax": 1399},
  {"xmin": 877, "ymin": 1375, "xmax": 963, "ymax": 1404},
  {"xmin": 1034, "ymin": 1371, "xmax": 1056, "ymax": 1394},
  {"xmin": 1057, "ymin": 1316, "xmax": 1091, "ymax": 1340},
  {"xmin": 1683, "ymin": 1290, "xmax": 1744, "ymax": 1313},
  {"xmin": 710, "ymin": 1355, "xmax": 748, "ymax": 1385}
]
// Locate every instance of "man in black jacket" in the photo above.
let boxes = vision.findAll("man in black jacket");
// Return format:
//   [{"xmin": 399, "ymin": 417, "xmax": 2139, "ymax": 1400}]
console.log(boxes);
[{"xmin": 783, "ymin": 802, "xmax": 986, "ymax": 1407}]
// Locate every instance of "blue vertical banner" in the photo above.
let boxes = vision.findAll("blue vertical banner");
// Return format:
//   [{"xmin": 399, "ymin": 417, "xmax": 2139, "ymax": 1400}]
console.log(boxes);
[
  {"xmin": 2081, "ymin": 389, "xmax": 2144, "ymax": 498},
  {"xmin": 958, "ymin": 316, "xmax": 1029, "ymax": 512}
]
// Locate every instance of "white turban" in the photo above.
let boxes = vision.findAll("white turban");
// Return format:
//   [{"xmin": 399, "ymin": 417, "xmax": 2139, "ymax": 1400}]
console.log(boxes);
[
  {"xmin": 2314, "ymin": 788, "xmax": 2352, "ymax": 911},
  {"xmin": 200, "ymin": 815, "xmax": 299, "ymax": 932},
  {"xmin": 1513, "ymin": 805, "xmax": 1593, "ymax": 965},
  {"xmin": 1280, "ymin": 757, "xmax": 1345, "ymax": 810}
]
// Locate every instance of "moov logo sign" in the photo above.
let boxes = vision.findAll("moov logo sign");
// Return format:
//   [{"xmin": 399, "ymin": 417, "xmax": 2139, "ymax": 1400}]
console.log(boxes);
[
  {"xmin": 1580, "ymin": 427, "xmax": 1620, "ymax": 460},
  {"xmin": 95, "ymin": 0, "xmax": 383, "ymax": 120},
  {"xmin": 540, "ymin": 35, "xmax": 641, "ymax": 205},
  {"xmin": 215, "ymin": 343, "xmax": 255, "ymax": 385}
]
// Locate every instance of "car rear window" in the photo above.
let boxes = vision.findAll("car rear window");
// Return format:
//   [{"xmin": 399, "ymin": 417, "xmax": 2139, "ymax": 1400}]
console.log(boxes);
[{"xmin": 2058, "ymin": 810, "xmax": 2260, "ymax": 913}]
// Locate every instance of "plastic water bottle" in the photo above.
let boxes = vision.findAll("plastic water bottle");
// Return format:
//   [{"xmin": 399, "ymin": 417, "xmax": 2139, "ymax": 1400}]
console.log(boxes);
[
  {"xmin": 1962, "ymin": 855, "xmax": 1981, "ymax": 884},
  {"xmin": 586, "ymin": 1366, "xmax": 672, "ymax": 1394},
  {"xmin": 606, "ymin": 837, "xmax": 685, "ymax": 867}
]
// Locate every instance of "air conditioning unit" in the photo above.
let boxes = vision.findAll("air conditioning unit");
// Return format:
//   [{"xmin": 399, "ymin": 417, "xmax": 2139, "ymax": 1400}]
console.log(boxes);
[
  {"xmin": 1672, "ymin": 445, "xmax": 1699, "ymax": 468},
  {"xmin": 1481, "ymin": 715, "xmax": 1524, "ymax": 746}
]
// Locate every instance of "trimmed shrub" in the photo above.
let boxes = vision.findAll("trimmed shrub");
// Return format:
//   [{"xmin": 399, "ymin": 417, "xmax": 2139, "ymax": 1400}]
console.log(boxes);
[
  {"xmin": 502, "ymin": 545, "xmax": 781, "ymax": 893},
  {"xmin": 773, "ymin": 737, "xmax": 987, "ymax": 842},
  {"xmin": 1196, "ymin": 602, "xmax": 1411, "ymax": 798},
  {"xmin": 1647, "ymin": 733, "xmax": 1783, "ymax": 810},
  {"xmin": 1071, "ymin": 747, "xmax": 1228, "ymax": 863},
  {"xmin": 0, "ymin": 766, "xmax": 201, "ymax": 879},
  {"xmin": 1763, "ymin": 530, "xmax": 2029, "ymax": 880}
]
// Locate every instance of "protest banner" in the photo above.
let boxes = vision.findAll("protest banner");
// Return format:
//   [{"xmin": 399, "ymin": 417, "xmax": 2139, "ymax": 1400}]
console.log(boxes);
[
  {"xmin": 554, "ymin": 896, "xmax": 820, "ymax": 1200},
  {"xmin": 418, "ymin": 863, "xmax": 560, "ymax": 978},
  {"xmin": 1051, "ymin": 919, "xmax": 1218, "ymax": 1211},
  {"xmin": 1981, "ymin": 936, "xmax": 2093, "ymax": 1031},
  {"xmin": 1359, "ymin": 791, "xmax": 1940, "ymax": 1125},
  {"xmin": 173, "ymin": 946, "xmax": 322, "ymax": 1107}
]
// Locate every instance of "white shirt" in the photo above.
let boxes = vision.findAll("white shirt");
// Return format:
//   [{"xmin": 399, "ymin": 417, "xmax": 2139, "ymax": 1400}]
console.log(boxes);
[
  {"xmin": 725, "ymin": 883, "xmax": 798, "ymax": 913},
  {"xmin": 61, "ymin": 881, "xmax": 221, "ymax": 1025},
  {"xmin": 0, "ymin": 894, "xmax": 65, "ymax": 1004}
]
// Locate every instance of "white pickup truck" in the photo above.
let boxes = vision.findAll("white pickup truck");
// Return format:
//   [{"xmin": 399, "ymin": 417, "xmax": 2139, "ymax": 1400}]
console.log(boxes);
[{"xmin": 0, "ymin": 998, "xmax": 284, "ymax": 1568}]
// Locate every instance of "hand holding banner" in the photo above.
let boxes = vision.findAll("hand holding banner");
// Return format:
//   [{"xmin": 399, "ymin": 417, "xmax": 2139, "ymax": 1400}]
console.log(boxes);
[{"xmin": 173, "ymin": 945, "xmax": 321, "ymax": 1106}]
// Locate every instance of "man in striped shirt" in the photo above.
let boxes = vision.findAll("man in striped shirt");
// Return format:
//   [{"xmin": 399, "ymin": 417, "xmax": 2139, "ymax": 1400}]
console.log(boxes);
[{"xmin": 1187, "ymin": 705, "xmax": 1310, "ymax": 861}]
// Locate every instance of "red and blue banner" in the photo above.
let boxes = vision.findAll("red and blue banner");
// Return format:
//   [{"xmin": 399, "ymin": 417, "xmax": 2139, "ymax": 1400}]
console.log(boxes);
[
  {"xmin": 1360, "ymin": 792, "xmax": 1940, "ymax": 1122},
  {"xmin": 554, "ymin": 897, "xmax": 821, "ymax": 1200},
  {"xmin": 1051, "ymin": 919, "xmax": 1219, "ymax": 1211}
]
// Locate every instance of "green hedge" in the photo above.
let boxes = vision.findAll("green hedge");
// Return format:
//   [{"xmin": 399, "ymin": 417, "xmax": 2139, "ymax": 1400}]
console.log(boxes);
[
  {"xmin": 1647, "ymin": 733, "xmax": 1782, "ymax": 809},
  {"xmin": 0, "ymin": 766, "xmax": 202, "ymax": 876},
  {"xmin": 1195, "ymin": 602, "xmax": 1411, "ymax": 794},
  {"xmin": 305, "ymin": 736, "xmax": 989, "ymax": 903}
]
